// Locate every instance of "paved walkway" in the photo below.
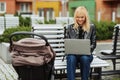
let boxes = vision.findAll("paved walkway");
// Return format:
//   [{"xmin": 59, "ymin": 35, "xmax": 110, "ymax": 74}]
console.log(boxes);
[{"xmin": 95, "ymin": 42, "xmax": 112, "ymax": 56}]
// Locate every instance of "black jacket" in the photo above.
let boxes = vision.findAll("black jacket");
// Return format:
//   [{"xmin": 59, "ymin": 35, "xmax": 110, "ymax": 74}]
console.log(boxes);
[{"xmin": 65, "ymin": 24, "xmax": 96, "ymax": 53}]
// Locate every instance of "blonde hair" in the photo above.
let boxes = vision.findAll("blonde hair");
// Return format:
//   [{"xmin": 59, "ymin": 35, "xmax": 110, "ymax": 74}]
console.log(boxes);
[{"xmin": 74, "ymin": 6, "xmax": 90, "ymax": 32}]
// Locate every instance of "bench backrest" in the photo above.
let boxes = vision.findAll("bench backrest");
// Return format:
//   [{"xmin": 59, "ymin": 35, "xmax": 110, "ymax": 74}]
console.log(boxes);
[
  {"xmin": 5, "ymin": 16, "xmax": 19, "ymax": 28},
  {"xmin": 0, "ymin": 17, "xmax": 5, "ymax": 35},
  {"xmin": 31, "ymin": 16, "xmax": 44, "ymax": 26},
  {"xmin": 55, "ymin": 17, "xmax": 74, "ymax": 25},
  {"xmin": 32, "ymin": 24, "xmax": 65, "ymax": 58},
  {"xmin": 55, "ymin": 17, "xmax": 69, "ymax": 25},
  {"xmin": 112, "ymin": 24, "xmax": 120, "ymax": 55}
]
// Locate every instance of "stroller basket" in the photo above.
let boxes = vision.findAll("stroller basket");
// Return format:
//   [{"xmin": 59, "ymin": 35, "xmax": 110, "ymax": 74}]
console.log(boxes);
[{"xmin": 9, "ymin": 31, "xmax": 55, "ymax": 80}]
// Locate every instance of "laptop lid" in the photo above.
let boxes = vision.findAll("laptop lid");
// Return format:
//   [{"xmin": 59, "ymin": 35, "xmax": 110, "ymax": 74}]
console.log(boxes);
[{"xmin": 64, "ymin": 39, "xmax": 91, "ymax": 55}]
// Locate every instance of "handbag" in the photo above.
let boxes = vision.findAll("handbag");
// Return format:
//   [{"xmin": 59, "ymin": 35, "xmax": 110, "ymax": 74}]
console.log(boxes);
[{"xmin": 9, "ymin": 38, "xmax": 55, "ymax": 66}]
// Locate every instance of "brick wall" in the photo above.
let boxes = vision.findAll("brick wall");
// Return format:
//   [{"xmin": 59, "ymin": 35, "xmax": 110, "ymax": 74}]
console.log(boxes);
[
  {"xmin": 96, "ymin": 0, "xmax": 120, "ymax": 22},
  {"xmin": 6, "ymin": 0, "xmax": 16, "ymax": 14}
]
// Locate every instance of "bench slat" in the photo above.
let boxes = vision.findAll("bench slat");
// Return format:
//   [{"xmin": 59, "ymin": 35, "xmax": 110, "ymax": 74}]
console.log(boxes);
[
  {"xmin": 33, "ymin": 30, "xmax": 64, "ymax": 34},
  {"xmin": 48, "ymin": 39, "xmax": 64, "ymax": 43},
  {"xmin": 50, "ymin": 44, "xmax": 64, "ymax": 47},
  {"xmin": 34, "ymin": 34, "xmax": 64, "ymax": 38},
  {"xmin": 54, "ymin": 57, "xmax": 109, "ymax": 69},
  {"xmin": 32, "ymin": 24, "xmax": 63, "ymax": 29}
]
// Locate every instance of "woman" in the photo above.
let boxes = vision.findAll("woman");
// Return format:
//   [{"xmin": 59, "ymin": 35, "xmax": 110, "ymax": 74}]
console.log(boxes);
[{"xmin": 65, "ymin": 6, "xmax": 96, "ymax": 80}]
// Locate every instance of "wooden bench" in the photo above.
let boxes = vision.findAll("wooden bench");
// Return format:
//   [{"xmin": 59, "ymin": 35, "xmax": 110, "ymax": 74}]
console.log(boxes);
[
  {"xmin": 55, "ymin": 17, "xmax": 74, "ymax": 25},
  {"xmin": 0, "ymin": 58, "xmax": 18, "ymax": 80},
  {"xmin": 99, "ymin": 24, "xmax": 120, "ymax": 74},
  {"xmin": 0, "ymin": 43, "xmax": 18, "ymax": 80},
  {"xmin": 0, "ymin": 16, "xmax": 19, "ymax": 35},
  {"xmin": 32, "ymin": 24, "xmax": 109, "ymax": 80},
  {"xmin": 5, "ymin": 16, "xmax": 19, "ymax": 29},
  {"xmin": 55, "ymin": 17, "xmax": 69, "ymax": 25},
  {"xmin": 30, "ymin": 16, "xmax": 44, "ymax": 26},
  {"xmin": 0, "ymin": 16, "xmax": 5, "ymax": 35}
]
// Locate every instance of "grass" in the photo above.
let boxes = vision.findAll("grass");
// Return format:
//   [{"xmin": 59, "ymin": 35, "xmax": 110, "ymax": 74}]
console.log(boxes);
[
  {"xmin": 112, "ymin": 78, "xmax": 120, "ymax": 80},
  {"xmin": 102, "ymin": 75, "xmax": 120, "ymax": 80}
]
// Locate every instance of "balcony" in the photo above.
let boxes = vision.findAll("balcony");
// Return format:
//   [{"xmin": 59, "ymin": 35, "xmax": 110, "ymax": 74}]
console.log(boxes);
[
  {"xmin": 103, "ymin": 0, "xmax": 119, "ymax": 1},
  {"xmin": 16, "ymin": 0, "xmax": 32, "ymax": 2}
]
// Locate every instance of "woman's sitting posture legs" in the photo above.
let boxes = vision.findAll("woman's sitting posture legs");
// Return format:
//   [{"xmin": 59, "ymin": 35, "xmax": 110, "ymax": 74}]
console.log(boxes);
[
  {"xmin": 67, "ymin": 54, "xmax": 77, "ymax": 80},
  {"xmin": 79, "ymin": 55, "xmax": 93, "ymax": 80},
  {"xmin": 67, "ymin": 55, "xmax": 93, "ymax": 80}
]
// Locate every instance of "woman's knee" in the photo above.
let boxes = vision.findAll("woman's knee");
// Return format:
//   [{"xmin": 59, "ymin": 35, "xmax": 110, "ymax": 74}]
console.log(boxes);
[
  {"xmin": 67, "ymin": 55, "xmax": 76, "ymax": 63},
  {"xmin": 80, "ymin": 55, "xmax": 93, "ymax": 63}
]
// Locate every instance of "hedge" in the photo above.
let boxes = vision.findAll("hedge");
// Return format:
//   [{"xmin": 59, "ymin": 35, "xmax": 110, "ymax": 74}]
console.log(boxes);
[
  {"xmin": 92, "ymin": 21, "xmax": 116, "ymax": 40},
  {"xmin": 0, "ymin": 26, "xmax": 31, "ymax": 42}
]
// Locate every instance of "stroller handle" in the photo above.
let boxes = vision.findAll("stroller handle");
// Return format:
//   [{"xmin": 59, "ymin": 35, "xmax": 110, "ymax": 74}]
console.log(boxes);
[{"xmin": 9, "ymin": 31, "xmax": 49, "ymax": 46}]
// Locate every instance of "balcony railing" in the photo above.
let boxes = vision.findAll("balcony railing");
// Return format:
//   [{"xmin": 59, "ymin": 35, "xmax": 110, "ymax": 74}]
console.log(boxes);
[
  {"xmin": 103, "ymin": 0, "xmax": 119, "ymax": 1},
  {"xmin": 16, "ymin": 0, "xmax": 32, "ymax": 2}
]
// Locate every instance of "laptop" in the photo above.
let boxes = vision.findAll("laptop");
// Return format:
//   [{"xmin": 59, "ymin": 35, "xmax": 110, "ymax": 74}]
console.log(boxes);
[{"xmin": 64, "ymin": 39, "xmax": 91, "ymax": 55}]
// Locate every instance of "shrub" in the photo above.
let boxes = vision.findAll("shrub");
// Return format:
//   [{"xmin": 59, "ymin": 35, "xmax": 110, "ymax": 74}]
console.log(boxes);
[
  {"xmin": 19, "ymin": 16, "xmax": 31, "ymax": 27},
  {"xmin": 44, "ymin": 19, "xmax": 56, "ymax": 24},
  {"xmin": 0, "ymin": 26, "xmax": 31, "ymax": 42},
  {"xmin": 92, "ymin": 21, "xmax": 117, "ymax": 40}
]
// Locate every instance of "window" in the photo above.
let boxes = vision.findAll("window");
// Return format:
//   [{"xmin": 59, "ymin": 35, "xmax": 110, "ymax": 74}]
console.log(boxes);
[
  {"xmin": 20, "ymin": 3, "xmax": 30, "ymax": 12},
  {"xmin": 46, "ymin": 8, "xmax": 54, "ymax": 20},
  {"xmin": 0, "ymin": 2, "xmax": 6, "ymax": 13},
  {"xmin": 48, "ymin": 8, "xmax": 54, "ymax": 19},
  {"xmin": 117, "ymin": 4, "xmax": 120, "ymax": 17},
  {"xmin": 39, "ymin": 8, "xmax": 44, "ymax": 17}
]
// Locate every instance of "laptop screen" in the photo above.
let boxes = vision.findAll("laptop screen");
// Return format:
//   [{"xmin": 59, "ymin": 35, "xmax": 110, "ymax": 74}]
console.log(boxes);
[{"xmin": 64, "ymin": 39, "xmax": 91, "ymax": 55}]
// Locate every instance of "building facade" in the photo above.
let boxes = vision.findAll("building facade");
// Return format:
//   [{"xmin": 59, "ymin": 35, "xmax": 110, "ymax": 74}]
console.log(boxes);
[
  {"xmin": 0, "ymin": 0, "xmax": 16, "ymax": 14},
  {"xmin": 34, "ymin": 0, "xmax": 68, "ymax": 20},
  {"xmin": 34, "ymin": 0, "xmax": 60, "ymax": 20},
  {"xmin": 0, "ymin": 0, "xmax": 32, "ymax": 15},
  {"xmin": 96, "ymin": 0, "xmax": 120, "ymax": 22},
  {"xmin": 68, "ymin": 0, "xmax": 95, "ymax": 21},
  {"xmin": 0, "ymin": 0, "xmax": 120, "ymax": 22},
  {"xmin": 16, "ymin": 0, "xmax": 33, "ymax": 15}
]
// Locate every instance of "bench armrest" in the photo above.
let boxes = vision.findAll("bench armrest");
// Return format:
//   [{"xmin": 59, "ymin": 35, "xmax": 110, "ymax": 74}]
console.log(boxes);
[{"xmin": 99, "ymin": 50, "xmax": 113, "ymax": 55}]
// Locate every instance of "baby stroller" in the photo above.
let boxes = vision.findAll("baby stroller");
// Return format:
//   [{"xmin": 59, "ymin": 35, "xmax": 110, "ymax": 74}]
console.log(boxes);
[{"xmin": 9, "ymin": 31, "xmax": 55, "ymax": 80}]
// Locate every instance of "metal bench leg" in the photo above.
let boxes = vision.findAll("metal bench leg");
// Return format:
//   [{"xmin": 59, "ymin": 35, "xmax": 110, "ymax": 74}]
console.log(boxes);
[
  {"xmin": 51, "ymin": 74, "xmax": 55, "ymax": 80},
  {"xmin": 112, "ymin": 59, "xmax": 116, "ymax": 70},
  {"xmin": 93, "ymin": 67, "xmax": 102, "ymax": 80},
  {"xmin": 90, "ymin": 68, "xmax": 93, "ymax": 80}
]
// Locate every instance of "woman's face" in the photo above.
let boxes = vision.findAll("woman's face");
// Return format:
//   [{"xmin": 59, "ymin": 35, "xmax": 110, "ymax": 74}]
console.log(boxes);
[{"xmin": 75, "ymin": 13, "xmax": 86, "ymax": 26}]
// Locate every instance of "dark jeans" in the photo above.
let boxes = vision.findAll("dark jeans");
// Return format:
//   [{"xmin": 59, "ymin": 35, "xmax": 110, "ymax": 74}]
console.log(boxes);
[{"xmin": 67, "ymin": 54, "xmax": 93, "ymax": 80}]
